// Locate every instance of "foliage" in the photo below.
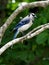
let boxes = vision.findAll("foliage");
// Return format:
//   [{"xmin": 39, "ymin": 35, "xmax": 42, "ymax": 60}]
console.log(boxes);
[{"xmin": 0, "ymin": 0, "xmax": 49, "ymax": 65}]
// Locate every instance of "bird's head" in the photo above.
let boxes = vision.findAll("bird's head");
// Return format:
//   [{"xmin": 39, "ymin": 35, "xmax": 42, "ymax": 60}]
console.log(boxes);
[{"xmin": 28, "ymin": 13, "xmax": 37, "ymax": 20}]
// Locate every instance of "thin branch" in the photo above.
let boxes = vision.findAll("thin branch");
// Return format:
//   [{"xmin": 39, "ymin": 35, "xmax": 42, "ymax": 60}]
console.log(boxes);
[
  {"xmin": 0, "ymin": 23, "xmax": 49, "ymax": 55},
  {"xmin": 0, "ymin": 1, "xmax": 49, "ymax": 43},
  {"xmin": 26, "ymin": 23, "xmax": 49, "ymax": 35}
]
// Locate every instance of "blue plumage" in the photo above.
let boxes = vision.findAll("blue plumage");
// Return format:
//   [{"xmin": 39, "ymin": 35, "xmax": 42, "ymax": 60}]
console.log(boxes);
[
  {"xmin": 13, "ymin": 30, "xmax": 19, "ymax": 39},
  {"xmin": 13, "ymin": 13, "xmax": 37, "ymax": 39},
  {"xmin": 13, "ymin": 18, "xmax": 30, "ymax": 39},
  {"xmin": 13, "ymin": 18, "xmax": 30, "ymax": 31}
]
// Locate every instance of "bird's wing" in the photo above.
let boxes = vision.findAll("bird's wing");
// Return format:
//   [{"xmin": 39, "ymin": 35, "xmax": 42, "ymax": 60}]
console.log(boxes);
[{"xmin": 13, "ymin": 18, "xmax": 30, "ymax": 31}]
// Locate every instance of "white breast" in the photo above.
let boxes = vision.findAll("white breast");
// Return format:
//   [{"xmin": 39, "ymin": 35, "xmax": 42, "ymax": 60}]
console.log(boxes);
[{"xmin": 18, "ymin": 20, "xmax": 33, "ymax": 32}]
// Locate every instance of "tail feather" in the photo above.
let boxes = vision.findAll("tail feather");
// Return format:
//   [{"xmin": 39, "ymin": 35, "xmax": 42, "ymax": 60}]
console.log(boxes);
[{"xmin": 13, "ymin": 30, "xmax": 19, "ymax": 39}]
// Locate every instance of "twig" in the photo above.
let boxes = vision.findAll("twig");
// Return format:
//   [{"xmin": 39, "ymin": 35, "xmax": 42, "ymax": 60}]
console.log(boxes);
[
  {"xmin": 26, "ymin": 23, "xmax": 49, "ymax": 35},
  {"xmin": 0, "ymin": 23, "xmax": 49, "ymax": 55}
]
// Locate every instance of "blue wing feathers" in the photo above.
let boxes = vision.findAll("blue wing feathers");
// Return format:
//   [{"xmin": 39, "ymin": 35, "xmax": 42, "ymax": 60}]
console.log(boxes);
[
  {"xmin": 13, "ymin": 30, "xmax": 19, "ymax": 39},
  {"xmin": 13, "ymin": 18, "xmax": 30, "ymax": 31},
  {"xmin": 13, "ymin": 17, "xmax": 30, "ymax": 39}
]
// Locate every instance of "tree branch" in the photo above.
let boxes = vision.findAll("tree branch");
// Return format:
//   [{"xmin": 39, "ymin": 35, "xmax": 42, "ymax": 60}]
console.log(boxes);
[
  {"xmin": 0, "ymin": 23, "xmax": 49, "ymax": 55},
  {"xmin": 0, "ymin": 1, "xmax": 49, "ymax": 43}
]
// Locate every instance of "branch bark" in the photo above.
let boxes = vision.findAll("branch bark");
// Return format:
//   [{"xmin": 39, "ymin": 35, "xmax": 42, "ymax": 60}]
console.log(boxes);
[
  {"xmin": 0, "ymin": 23, "xmax": 49, "ymax": 55},
  {"xmin": 0, "ymin": 1, "xmax": 49, "ymax": 43}
]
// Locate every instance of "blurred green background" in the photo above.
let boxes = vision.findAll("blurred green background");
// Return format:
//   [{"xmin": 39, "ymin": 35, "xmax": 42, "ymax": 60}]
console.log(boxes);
[{"xmin": 0, "ymin": 0, "xmax": 49, "ymax": 65}]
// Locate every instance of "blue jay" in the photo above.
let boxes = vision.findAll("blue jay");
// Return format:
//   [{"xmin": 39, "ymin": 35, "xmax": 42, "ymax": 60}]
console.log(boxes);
[{"xmin": 13, "ymin": 13, "xmax": 37, "ymax": 39}]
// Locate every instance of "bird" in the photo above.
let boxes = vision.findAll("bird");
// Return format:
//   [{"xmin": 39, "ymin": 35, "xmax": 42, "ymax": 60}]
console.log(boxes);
[{"xmin": 13, "ymin": 13, "xmax": 37, "ymax": 39}]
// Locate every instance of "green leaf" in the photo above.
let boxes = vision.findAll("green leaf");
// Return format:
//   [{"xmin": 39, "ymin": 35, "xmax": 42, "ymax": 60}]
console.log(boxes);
[
  {"xmin": 36, "ymin": 31, "xmax": 48, "ymax": 44},
  {"xmin": 28, "ymin": 51, "xmax": 35, "ymax": 61},
  {"xmin": 0, "ymin": 58, "xmax": 3, "ymax": 63},
  {"xmin": 42, "ymin": 61, "xmax": 49, "ymax": 65},
  {"xmin": 48, "ymin": 35, "xmax": 49, "ymax": 45}
]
